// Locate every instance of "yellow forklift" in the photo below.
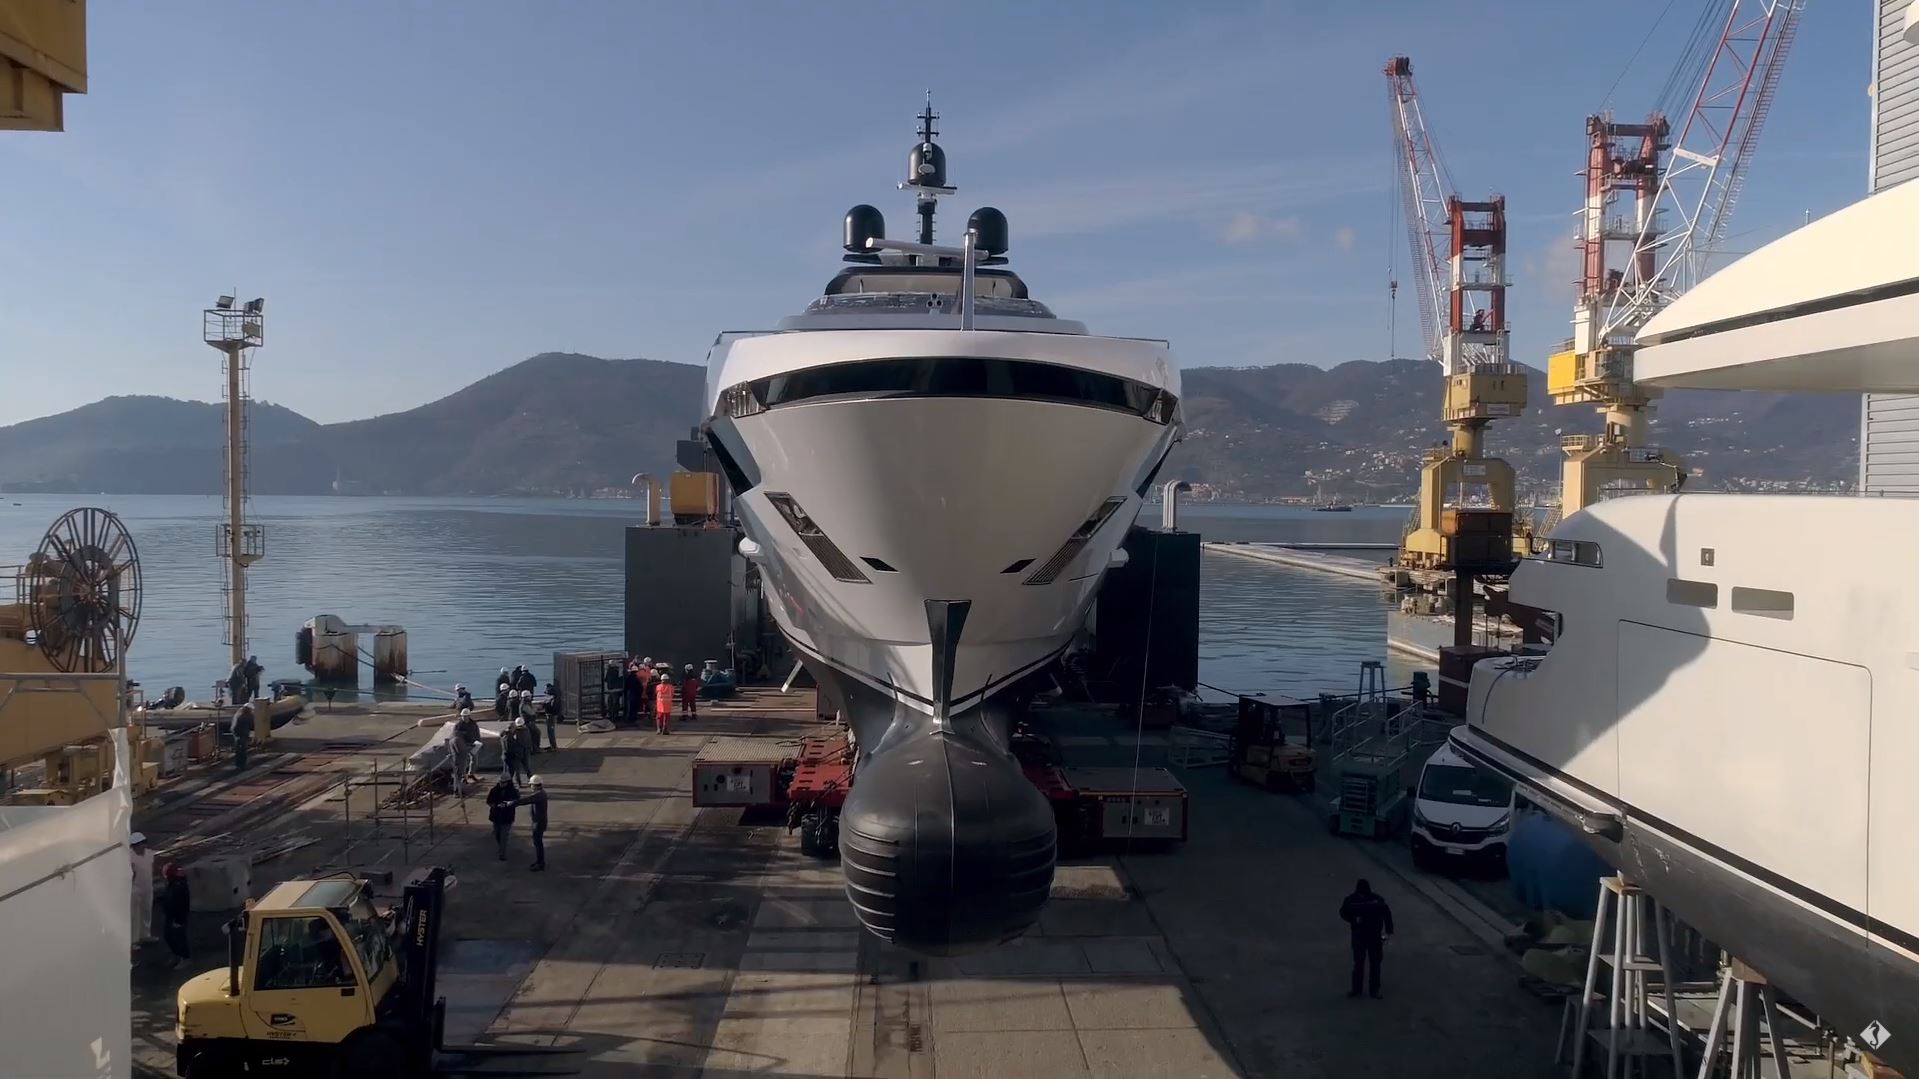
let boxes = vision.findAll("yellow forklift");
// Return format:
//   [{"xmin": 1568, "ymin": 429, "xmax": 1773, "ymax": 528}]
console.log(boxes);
[
  {"xmin": 174, "ymin": 866, "xmax": 574, "ymax": 1077},
  {"xmin": 1227, "ymin": 695, "xmax": 1316, "ymax": 793}
]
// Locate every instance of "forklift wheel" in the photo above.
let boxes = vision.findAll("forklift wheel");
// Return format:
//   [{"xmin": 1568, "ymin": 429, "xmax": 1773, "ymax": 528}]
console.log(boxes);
[
  {"xmin": 181, "ymin": 1050, "xmax": 235, "ymax": 1079},
  {"xmin": 338, "ymin": 1028, "xmax": 408, "ymax": 1077}
]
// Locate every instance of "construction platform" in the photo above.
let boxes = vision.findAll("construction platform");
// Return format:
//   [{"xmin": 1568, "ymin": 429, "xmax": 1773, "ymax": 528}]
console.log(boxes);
[{"xmin": 129, "ymin": 685, "xmax": 1571, "ymax": 1077}]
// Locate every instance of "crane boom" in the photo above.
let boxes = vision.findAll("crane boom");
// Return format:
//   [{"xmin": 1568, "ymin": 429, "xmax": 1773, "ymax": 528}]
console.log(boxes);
[
  {"xmin": 1595, "ymin": 0, "xmax": 1806, "ymax": 344},
  {"xmin": 1384, "ymin": 57, "xmax": 1452, "ymax": 373}
]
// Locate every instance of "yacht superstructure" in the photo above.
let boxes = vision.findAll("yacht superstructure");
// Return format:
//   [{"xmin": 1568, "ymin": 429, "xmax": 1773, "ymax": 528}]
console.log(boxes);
[
  {"xmin": 1452, "ymin": 179, "xmax": 1919, "ymax": 1071},
  {"xmin": 702, "ymin": 102, "xmax": 1181, "ymax": 954}
]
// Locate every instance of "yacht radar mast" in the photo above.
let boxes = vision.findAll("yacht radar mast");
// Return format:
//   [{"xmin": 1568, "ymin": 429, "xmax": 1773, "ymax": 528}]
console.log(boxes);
[{"xmin": 901, "ymin": 92, "xmax": 956, "ymax": 243}]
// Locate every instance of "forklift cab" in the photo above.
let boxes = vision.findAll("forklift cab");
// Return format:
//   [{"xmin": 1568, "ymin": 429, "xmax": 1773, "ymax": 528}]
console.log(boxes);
[
  {"xmin": 176, "ymin": 875, "xmax": 411, "ymax": 1077},
  {"xmin": 1229, "ymin": 695, "xmax": 1317, "ymax": 792}
]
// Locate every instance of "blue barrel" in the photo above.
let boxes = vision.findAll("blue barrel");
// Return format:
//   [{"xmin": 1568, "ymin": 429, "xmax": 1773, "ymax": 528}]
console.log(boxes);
[{"xmin": 1507, "ymin": 805, "xmax": 1610, "ymax": 919}]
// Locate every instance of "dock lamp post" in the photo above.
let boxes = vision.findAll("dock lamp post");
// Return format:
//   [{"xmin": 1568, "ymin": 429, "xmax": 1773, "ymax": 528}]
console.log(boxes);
[{"xmin": 203, "ymin": 296, "xmax": 267, "ymax": 676}]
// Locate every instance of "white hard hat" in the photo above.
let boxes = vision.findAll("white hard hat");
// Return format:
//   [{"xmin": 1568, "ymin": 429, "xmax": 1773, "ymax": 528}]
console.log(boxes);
[
  {"xmin": 513, "ymin": 717, "xmax": 525, "ymax": 728},
  {"xmin": 454, "ymin": 683, "xmax": 466, "ymax": 693},
  {"xmin": 641, "ymin": 656, "xmax": 652, "ymax": 664},
  {"xmin": 129, "ymin": 831, "xmax": 148, "ymax": 846},
  {"xmin": 520, "ymin": 689, "xmax": 533, "ymax": 699},
  {"xmin": 459, "ymin": 707, "xmax": 472, "ymax": 717},
  {"xmin": 529, "ymin": 775, "xmax": 544, "ymax": 788}
]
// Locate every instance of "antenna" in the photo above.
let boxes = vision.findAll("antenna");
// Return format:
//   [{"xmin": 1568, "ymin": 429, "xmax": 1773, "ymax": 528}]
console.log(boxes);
[{"xmin": 901, "ymin": 92, "xmax": 955, "ymax": 246}]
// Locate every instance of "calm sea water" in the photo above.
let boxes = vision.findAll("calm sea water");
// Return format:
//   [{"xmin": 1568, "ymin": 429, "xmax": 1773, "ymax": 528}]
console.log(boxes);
[{"xmin": 0, "ymin": 495, "xmax": 1426, "ymax": 703}]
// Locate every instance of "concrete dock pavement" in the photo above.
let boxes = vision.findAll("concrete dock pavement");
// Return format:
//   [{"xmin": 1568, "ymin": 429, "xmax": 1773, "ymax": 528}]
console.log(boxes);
[{"xmin": 130, "ymin": 687, "xmax": 1564, "ymax": 1078}]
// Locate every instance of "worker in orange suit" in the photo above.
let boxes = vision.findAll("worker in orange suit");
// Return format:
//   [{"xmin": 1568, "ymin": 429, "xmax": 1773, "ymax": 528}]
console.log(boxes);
[{"xmin": 653, "ymin": 668, "xmax": 676, "ymax": 734}]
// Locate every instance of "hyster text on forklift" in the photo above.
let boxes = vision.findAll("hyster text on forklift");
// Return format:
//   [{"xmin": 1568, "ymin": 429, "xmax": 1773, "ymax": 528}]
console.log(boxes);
[{"xmin": 174, "ymin": 865, "xmax": 571, "ymax": 1078}]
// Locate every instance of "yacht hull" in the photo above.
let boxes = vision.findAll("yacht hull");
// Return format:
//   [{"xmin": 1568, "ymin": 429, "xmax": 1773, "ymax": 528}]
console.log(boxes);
[
  {"xmin": 720, "ymin": 385, "xmax": 1173, "ymax": 954},
  {"xmin": 1458, "ymin": 728, "xmax": 1917, "ymax": 1069}
]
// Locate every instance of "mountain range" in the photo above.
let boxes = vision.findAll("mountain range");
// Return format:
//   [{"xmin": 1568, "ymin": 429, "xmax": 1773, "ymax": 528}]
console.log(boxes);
[{"xmin": 0, "ymin": 352, "xmax": 1860, "ymax": 500}]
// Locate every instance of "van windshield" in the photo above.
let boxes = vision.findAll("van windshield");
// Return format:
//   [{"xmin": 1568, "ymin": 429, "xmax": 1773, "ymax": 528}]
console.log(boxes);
[{"xmin": 1418, "ymin": 764, "xmax": 1512, "ymax": 808}]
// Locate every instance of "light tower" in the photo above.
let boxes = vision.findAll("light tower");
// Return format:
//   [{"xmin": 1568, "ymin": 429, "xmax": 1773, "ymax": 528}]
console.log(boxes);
[{"xmin": 203, "ymin": 295, "xmax": 266, "ymax": 675}]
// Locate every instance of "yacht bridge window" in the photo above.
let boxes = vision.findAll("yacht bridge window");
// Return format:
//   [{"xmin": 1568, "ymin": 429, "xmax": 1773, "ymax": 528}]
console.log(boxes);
[{"xmin": 719, "ymin": 356, "xmax": 1177, "ymax": 425}]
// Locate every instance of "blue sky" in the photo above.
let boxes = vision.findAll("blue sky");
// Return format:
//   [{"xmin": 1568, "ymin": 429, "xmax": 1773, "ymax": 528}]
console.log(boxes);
[{"xmin": 0, "ymin": 1, "xmax": 1872, "ymax": 426}]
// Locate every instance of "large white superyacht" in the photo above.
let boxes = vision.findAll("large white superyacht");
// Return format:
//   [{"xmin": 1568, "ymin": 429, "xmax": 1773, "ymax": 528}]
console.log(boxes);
[
  {"xmin": 701, "ymin": 102, "xmax": 1182, "ymax": 954},
  {"xmin": 1452, "ymin": 179, "xmax": 1919, "ymax": 1071}
]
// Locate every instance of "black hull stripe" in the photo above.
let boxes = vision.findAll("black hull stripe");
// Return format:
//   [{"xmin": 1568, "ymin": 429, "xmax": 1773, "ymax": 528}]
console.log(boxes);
[
  {"xmin": 783, "ymin": 631, "xmax": 1069, "ymax": 715},
  {"xmin": 1465, "ymin": 727, "xmax": 1919, "ymax": 960}
]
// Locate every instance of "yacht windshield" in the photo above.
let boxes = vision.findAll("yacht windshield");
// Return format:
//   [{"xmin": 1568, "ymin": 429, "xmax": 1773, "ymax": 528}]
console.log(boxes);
[{"xmin": 1418, "ymin": 764, "xmax": 1511, "ymax": 808}]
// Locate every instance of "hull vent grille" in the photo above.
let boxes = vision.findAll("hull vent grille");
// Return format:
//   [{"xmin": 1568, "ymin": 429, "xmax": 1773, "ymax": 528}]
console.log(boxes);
[
  {"xmin": 1025, "ymin": 497, "xmax": 1127, "ymax": 586},
  {"xmin": 766, "ymin": 493, "xmax": 870, "ymax": 584}
]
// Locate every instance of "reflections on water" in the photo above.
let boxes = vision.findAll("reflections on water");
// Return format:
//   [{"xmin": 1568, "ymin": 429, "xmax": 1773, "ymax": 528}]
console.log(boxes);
[{"xmin": 0, "ymin": 495, "xmax": 1428, "ymax": 701}]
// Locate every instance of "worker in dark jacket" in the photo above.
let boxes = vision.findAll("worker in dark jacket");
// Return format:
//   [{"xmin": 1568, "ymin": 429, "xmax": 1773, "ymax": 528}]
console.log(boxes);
[
  {"xmin": 1340, "ymin": 878, "xmax": 1395, "ymax": 998},
  {"xmin": 225, "ymin": 661, "xmax": 247, "ymax": 706},
  {"xmin": 230, "ymin": 703, "xmax": 254, "ymax": 771},
  {"xmin": 486, "ymin": 776, "xmax": 520, "ymax": 861},
  {"xmin": 517, "ymin": 775, "xmax": 549, "ymax": 871},
  {"xmin": 243, "ymin": 655, "xmax": 264, "ymax": 701},
  {"xmin": 451, "ymin": 708, "xmax": 481, "ymax": 784},
  {"xmin": 540, "ymin": 683, "xmax": 560, "ymax": 750},
  {"xmin": 514, "ymin": 666, "xmax": 537, "ymax": 694},
  {"xmin": 160, "ymin": 862, "xmax": 192, "ymax": 969},
  {"xmin": 494, "ymin": 671, "xmax": 510, "ymax": 720},
  {"xmin": 680, "ymin": 664, "xmax": 701, "ymax": 721},
  {"xmin": 621, "ymin": 662, "xmax": 642, "ymax": 727},
  {"xmin": 503, "ymin": 719, "xmax": 531, "ymax": 783},
  {"xmin": 453, "ymin": 683, "xmax": 474, "ymax": 713},
  {"xmin": 519, "ymin": 690, "xmax": 539, "ymax": 756}
]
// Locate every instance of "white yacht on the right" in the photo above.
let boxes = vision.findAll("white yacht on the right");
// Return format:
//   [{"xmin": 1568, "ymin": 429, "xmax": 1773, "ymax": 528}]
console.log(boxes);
[{"xmin": 1452, "ymin": 177, "xmax": 1919, "ymax": 1071}]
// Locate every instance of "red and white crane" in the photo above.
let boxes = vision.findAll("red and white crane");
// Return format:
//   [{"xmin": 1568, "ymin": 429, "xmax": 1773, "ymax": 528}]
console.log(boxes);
[
  {"xmin": 1552, "ymin": 0, "xmax": 1804, "ymax": 514},
  {"xmin": 1384, "ymin": 56, "xmax": 1511, "ymax": 379}
]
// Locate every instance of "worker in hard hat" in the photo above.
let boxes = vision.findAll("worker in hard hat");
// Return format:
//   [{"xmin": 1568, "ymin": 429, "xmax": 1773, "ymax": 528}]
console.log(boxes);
[
  {"xmin": 494, "ymin": 669, "xmax": 511, "ymax": 719},
  {"xmin": 451, "ymin": 707, "xmax": 481, "ymax": 785},
  {"xmin": 519, "ymin": 690, "xmax": 539, "ymax": 756},
  {"xmin": 517, "ymin": 775, "xmax": 549, "ymax": 872},
  {"xmin": 453, "ymin": 683, "xmax": 474, "ymax": 712},
  {"xmin": 486, "ymin": 774, "xmax": 520, "ymax": 862},
  {"xmin": 680, "ymin": 664, "xmax": 701, "ymax": 722},
  {"xmin": 653, "ymin": 665, "xmax": 676, "ymax": 734},
  {"xmin": 503, "ymin": 718, "xmax": 531, "ymax": 783}
]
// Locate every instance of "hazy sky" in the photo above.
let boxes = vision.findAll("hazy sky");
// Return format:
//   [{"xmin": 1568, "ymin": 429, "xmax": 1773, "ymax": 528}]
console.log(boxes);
[{"xmin": 0, "ymin": 1, "xmax": 1872, "ymax": 426}]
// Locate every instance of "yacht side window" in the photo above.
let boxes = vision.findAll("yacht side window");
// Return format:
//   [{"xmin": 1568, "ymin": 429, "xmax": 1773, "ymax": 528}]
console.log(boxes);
[{"xmin": 1541, "ymin": 539, "xmax": 1602, "ymax": 568}]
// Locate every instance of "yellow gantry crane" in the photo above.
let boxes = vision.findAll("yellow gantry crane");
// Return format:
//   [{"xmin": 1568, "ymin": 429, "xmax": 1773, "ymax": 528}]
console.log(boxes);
[{"xmin": 1384, "ymin": 57, "xmax": 1532, "ymax": 579}]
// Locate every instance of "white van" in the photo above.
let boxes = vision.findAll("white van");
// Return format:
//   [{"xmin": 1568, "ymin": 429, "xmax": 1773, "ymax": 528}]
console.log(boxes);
[{"xmin": 1409, "ymin": 743, "xmax": 1515, "ymax": 870}]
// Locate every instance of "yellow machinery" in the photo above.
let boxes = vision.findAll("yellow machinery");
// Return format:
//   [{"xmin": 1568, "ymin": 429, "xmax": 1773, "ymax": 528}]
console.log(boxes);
[
  {"xmin": 1399, "ymin": 365, "xmax": 1534, "ymax": 572},
  {"xmin": 0, "ymin": 507, "xmax": 145, "ymax": 804},
  {"xmin": 1229, "ymin": 695, "xmax": 1317, "ymax": 793},
  {"xmin": 0, "ymin": 0, "xmax": 86, "ymax": 132},
  {"xmin": 176, "ymin": 866, "xmax": 569, "ymax": 1077},
  {"xmin": 1383, "ymin": 61, "xmax": 1534, "ymax": 575},
  {"xmin": 1548, "ymin": 344, "xmax": 1685, "ymax": 517}
]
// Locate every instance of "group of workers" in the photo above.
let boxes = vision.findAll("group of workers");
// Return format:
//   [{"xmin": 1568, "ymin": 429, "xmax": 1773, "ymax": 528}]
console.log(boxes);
[{"xmin": 612, "ymin": 657, "xmax": 702, "ymax": 733}]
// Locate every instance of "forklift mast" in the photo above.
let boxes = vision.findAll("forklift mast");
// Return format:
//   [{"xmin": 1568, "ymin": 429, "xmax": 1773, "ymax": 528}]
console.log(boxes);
[{"xmin": 398, "ymin": 866, "xmax": 450, "ymax": 1030}]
